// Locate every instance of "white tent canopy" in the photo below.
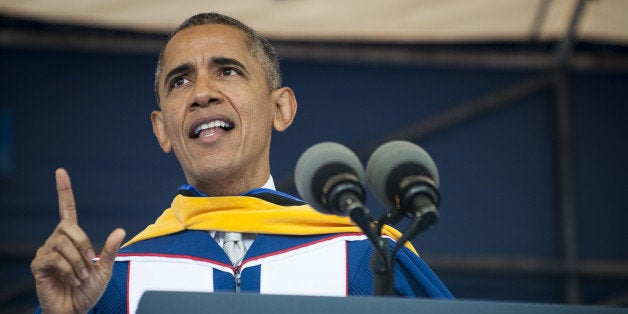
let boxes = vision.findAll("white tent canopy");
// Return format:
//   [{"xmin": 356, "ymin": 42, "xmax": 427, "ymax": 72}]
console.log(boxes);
[{"xmin": 1, "ymin": 0, "xmax": 627, "ymax": 45}]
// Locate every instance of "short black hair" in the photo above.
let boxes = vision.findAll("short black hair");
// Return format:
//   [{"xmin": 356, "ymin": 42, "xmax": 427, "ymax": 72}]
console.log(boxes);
[{"xmin": 154, "ymin": 12, "xmax": 282, "ymax": 105}]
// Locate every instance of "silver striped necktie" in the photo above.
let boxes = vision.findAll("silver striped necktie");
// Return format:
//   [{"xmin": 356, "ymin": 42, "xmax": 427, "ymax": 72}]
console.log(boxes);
[{"xmin": 223, "ymin": 232, "xmax": 246, "ymax": 266}]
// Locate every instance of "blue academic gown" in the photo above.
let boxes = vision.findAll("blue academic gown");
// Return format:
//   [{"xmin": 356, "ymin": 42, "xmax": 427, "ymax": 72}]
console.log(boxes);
[{"xmin": 38, "ymin": 188, "xmax": 453, "ymax": 313}]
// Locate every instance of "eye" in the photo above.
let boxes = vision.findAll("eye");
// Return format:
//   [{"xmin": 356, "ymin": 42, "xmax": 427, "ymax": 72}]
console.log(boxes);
[
  {"xmin": 170, "ymin": 77, "xmax": 190, "ymax": 89},
  {"xmin": 220, "ymin": 67, "xmax": 240, "ymax": 77}
]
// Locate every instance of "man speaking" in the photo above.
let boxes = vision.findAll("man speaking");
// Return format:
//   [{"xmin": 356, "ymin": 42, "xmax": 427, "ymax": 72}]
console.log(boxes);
[{"xmin": 30, "ymin": 12, "xmax": 453, "ymax": 313}]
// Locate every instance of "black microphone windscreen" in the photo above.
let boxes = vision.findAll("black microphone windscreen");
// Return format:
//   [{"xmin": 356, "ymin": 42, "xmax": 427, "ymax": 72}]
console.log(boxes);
[
  {"xmin": 295, "ymin": 142, "xmax": 366, "ymax": 213},
  {"xmin": 366, "ymin": 141, "xmax": 439, "ymax": 209}
]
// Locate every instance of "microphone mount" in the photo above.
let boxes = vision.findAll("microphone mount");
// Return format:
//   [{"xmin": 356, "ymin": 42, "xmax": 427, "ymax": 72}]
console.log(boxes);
[
  {"xmin": 387, "ymin": 175, "xmax": 441, "ymax": 256},
  {"xmin": 295, "ymin": 141, "xmax": 443, "ymax": 297}
]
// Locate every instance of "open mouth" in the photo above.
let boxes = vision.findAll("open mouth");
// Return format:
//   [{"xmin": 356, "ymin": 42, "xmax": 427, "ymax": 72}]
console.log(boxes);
[{"xmin": 190, "ymin": 119, "xmax": 234, "ymax": 138}]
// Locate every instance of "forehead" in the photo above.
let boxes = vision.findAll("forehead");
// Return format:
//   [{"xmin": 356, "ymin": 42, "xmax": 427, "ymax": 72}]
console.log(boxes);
[{"xmin": 161, "ymin": 24, "xmax": 255, "ymax": 71}]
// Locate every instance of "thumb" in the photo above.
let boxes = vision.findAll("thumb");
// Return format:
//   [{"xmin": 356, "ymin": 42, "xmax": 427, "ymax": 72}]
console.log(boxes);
[{"xmin": 97, "ymin": 228, "xmax": 126, "ymax": 267}]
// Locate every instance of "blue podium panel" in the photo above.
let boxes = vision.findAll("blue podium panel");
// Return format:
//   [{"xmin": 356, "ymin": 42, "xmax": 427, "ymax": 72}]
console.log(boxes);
[{"xmin": 138, "ymin": 291, "xmax": 627, "ymax": 314}]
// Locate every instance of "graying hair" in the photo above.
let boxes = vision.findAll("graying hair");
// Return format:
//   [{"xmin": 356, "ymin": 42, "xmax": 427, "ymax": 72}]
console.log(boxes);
[{"xmin": 154, "ymin": 12, "xmax": 282, "ymax": 105}]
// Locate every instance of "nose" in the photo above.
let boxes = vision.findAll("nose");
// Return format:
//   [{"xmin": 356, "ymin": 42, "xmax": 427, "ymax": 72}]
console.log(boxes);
[{"xmin": 190, "ymin": 74, "xmax": 223, "ymax": 108}]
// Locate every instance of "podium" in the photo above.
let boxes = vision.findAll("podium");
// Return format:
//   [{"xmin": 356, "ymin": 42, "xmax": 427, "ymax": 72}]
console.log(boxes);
[{"xmin": 138, "ymin": 291, "xmax": 627, "ymax": 314}]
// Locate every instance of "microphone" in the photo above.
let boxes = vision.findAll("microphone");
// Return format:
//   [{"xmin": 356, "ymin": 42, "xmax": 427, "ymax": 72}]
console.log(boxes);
[
  {"xmin": 294, "ymin": 142, "xmax": 366, "ymax": 216},
  {"xmin": 366, "ymin": 141, "xmax": 440, "ymax": 221},
  {"xmin": 296, "ymin": 142, "xmax": 395, "ymax": 296}
]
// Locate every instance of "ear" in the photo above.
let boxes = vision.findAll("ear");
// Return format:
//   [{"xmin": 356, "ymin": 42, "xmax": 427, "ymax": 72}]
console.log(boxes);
[
  {"xmin": 151, "ymin": 110, "xmax": 172, "ymax": 153},
  {"xmin": 271, "ymin": 87, "xmax": 297, "ymax": 132}
]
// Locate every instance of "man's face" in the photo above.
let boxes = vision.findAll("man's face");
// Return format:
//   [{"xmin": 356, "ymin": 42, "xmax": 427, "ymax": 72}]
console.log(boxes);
[{"xmin": 151, "ymin": 24, "xmax": 290, "ymax": 195}]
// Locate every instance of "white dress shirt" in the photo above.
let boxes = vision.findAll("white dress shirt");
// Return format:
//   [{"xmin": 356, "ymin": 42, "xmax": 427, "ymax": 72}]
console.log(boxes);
[{"xmin": 209, "ymin": 176, "xmax": 275, "ymax": 251}]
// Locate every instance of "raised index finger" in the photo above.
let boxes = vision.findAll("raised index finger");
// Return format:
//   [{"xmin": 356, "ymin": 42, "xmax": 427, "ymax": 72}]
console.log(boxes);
[{"xmin": 56, "ymin": 168, "xmax": 78, "ymax": 223}]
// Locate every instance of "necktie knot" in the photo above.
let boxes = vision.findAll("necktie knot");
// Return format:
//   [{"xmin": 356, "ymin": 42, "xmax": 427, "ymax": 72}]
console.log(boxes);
[
  {"xmin": 223, "ymin": 232, "xmax": 246, "ymax": 266},
  {"xmin": 224, "ymin": 231, "xmax": 242, "ymax": 243}
]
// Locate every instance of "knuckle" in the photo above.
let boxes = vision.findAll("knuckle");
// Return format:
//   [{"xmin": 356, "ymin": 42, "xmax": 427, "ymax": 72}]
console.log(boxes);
[
  {"xmin": 29, "ymin": 258, "xmax": 39, "ymax": 272},
  {"xmin": 34, "ymin": 246, "xmax": 46, "ymax": 257},
  {"xmin": 31, "ymin": 251, "xmax": 63, "ymax": 274},
  {"xmin": 42, "ymin": 236, "xmax": 58, "ymax": 250},
  {"xmin": 57, "ymin": 260, "xmax": 73, "ymax": 277},
  {"xmin": 76, "ymin": 239, "xmax": 92, "ymax": 252},
  {"xmin": 52, "ymin": 236, "xmax": 71, "ymax": 251},
  {"xmin": 33, "ymin": 247, "xmax": 49, "ymax": 265},
  {"xmin": 54, "ymin": 222, "xmax": 68, "ymax": 234}
]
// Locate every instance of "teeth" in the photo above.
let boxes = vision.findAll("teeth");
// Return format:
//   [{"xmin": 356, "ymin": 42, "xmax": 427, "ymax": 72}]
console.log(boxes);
[{"xmin": 194, "ymin": 120, "xmax": 232, "ymax": 136}]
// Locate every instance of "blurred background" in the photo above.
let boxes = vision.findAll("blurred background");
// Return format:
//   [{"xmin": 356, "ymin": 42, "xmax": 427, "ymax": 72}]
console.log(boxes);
[{"xmin": 1, "ymin": 0, "xmax": 627, "ymax": 312}]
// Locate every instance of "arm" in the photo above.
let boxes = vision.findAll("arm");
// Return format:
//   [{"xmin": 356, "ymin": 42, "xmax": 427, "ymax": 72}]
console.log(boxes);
[
  {"xmin": 347, "ymin": 239, "xmax": 453, "ymax": 298},
  {"xmin": 393, "ymin": 246, "xmax": 454, "ymax": 299},
  {"xmin": 30, "ymin": 168, "xmax": 126, "ymax": 314}
]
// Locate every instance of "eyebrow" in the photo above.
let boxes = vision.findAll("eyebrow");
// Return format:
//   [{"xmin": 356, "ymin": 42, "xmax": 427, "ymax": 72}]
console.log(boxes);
[
  {"xmin": 212, "ymin": 56, "xmax": 244, "ymax": 67},
  {"xmin": 162, "ymin": 63, "xmax": 192, "ymax": 90},
  {"xmin": 211, "ymin": 56, "xmax": 250, "ymax": 76}
]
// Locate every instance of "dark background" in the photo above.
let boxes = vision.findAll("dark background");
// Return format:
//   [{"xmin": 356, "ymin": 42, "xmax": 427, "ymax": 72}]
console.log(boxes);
[{"xmin": 1, "ymin": 18, "xmax": 627, "ymax": 312}]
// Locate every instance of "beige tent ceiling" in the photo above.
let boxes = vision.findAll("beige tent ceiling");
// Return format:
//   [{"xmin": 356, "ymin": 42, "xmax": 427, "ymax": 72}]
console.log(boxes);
[{"xmin": 0, "ymin": 0, "xmax": 627, "ymax": 45}]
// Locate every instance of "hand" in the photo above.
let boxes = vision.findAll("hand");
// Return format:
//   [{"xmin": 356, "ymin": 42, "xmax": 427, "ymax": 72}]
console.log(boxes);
[{"xmin": 30, "ymin": 168, "xmax": 126, "ymax": 314}]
